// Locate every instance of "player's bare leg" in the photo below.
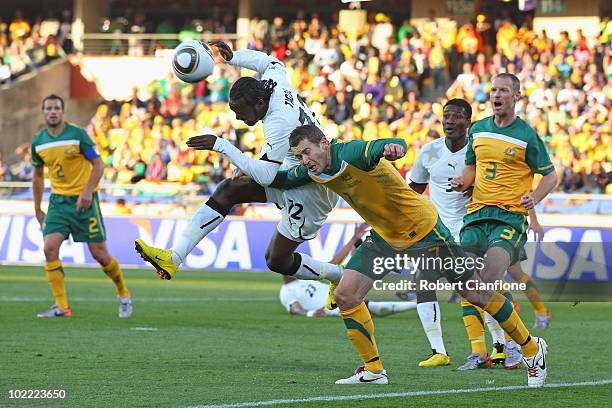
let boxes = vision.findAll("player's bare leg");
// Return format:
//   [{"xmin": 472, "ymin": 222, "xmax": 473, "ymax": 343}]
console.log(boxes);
[{"xmin": 265, "ymin": 231, "xmax": 343, "ymax": 282}]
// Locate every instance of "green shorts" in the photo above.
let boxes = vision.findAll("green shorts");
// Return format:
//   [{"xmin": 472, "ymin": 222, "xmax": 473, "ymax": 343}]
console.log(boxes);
[
  {"xmin": 346, "ymin": 216, "xmax": 474, "ymax": 283},
  {"xmin": 43, "ymin": 193, "xmax": 106, "ymax": 242},
  {"xmin": 460, "ymin": 206, "xmax": 528, "ymax": 264}
]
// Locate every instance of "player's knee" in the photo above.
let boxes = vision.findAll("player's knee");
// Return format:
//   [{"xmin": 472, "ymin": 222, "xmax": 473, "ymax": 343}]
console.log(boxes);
[
  {"xmin": 265, "ymin": 252, "xmax": 293, "ymax": 275},
  {"xmin": 334, "ymin": 287, "xmax": 360, "ymax": 310},
  {"xmin": 43, "ymin": 243, "xmax": 60, "ymax": 259},
  {"xmin": 212, "ymin": 179, "xmax": 241, "ymax": 209},
  {"xmin": 417, "ymin": 290, "xmax": 437, "ymax": 303},
  {"xmin": 460, "ymin": 289, "xmax": 484, "ymax": 308},
  {"xmin": 90, "ymin": 247, "xmax": 110, "ymax": 265}
]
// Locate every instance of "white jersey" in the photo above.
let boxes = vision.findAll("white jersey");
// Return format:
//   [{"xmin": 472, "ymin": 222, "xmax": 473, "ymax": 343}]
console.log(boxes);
[
  {"xmin": 222, "ymin": 50, "xmax": 338, "ymax": 242},
  {"xmin": 410, "ymin": 137, "xmax": 469, "ymax": 239},
  {"xmin": 279, "ymin": 280, "xmax": 416, "ymax": 317},
  {"xmin": 279, "ymin": 280, "xmax": 329, "ymax": 312},
  {"xmin": 228, "ymin": 50, "xmax": 323, "ymax": 171}
]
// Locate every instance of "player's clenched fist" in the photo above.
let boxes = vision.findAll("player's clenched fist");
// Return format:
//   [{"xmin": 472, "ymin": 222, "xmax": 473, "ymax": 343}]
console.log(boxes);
[
  {"xmin": 187, "ymin": 134, "xmax": 218, "ymax": 151},
  {"xmin": 383, "ymin": 143, "xmax": 405, "ymax": 161},
  {"xmin": 520, "ymin": 193, "xmax": 536, "ymax": 210}
]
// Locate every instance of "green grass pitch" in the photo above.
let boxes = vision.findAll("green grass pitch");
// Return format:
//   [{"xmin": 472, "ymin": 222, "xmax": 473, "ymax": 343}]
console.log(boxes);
[{"xmin": 1, "ymin": 265, "xmax": 611, "ymax": 407}]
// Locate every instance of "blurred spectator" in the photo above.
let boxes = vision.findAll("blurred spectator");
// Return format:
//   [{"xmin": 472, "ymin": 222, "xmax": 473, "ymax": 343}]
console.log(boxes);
[
  {"xmin": 0, "ymin": 9, "xmax": 67, "ymax": 83},
  {"xmin": 6, "ymin": 11, "xmax": 607, "ymax": 197},
  {"xmin": 113, "ymin": 198, "xmax": 133, "ymax": 215},
  {"xmin": 0, "ymin": 152, "xmax": 8, "ymax": 181}
]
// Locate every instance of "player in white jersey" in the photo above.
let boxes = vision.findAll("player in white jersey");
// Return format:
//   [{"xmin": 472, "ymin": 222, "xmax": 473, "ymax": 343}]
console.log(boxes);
[
  {"xmin": 410, "ymin": 99, "xmax": 547, "ymax": 370},
  {"xmin": 280, "ymin": 224, "xmax": 416, "ymax": 317},
  {"xmin": 280, "ymin": 278, "xmax": 416, "ymax": 317},
  {"xmin": 135, "ymin": 42, "xmax": 341, "ymax": 286},
  {"xmin": 408, "ymin": 99, "xmax": 472, "ymax": 367}
]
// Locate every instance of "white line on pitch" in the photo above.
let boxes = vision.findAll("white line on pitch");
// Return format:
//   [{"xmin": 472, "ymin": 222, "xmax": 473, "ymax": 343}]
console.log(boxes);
[
  {"xmin": 187, "ymin": 379, "xmax": 612, "ymax": 408},
  {"xmin": 0, "ymin": 296, "xmax": 276, "ymax": 302}
]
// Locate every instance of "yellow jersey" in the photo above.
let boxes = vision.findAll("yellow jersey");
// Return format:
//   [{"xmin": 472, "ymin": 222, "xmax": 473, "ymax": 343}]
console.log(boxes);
[
  {"xmin": 466, "ymin": 116, "xmax": 554, "ymax": 215},
  {"xmin": 31, "ymin": 123, "xmax": 101, "ymax": 195},
  {"xmin": 271, "ymin": 139, "xmax": 438, "ymax": 250}
]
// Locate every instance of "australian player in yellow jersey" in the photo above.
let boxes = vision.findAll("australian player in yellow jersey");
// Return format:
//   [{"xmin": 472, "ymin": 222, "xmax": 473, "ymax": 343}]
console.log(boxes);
[
  {"xmin": 31, "ymin": 94, "xmax": 132, "ymax": 318},
  {"xmin": 269, "ymin": 124, "xmax": 548, "ymax": 387},
  {"xmin": 452, "ymin": 73, "xmax": 557, "ymax": 386}
]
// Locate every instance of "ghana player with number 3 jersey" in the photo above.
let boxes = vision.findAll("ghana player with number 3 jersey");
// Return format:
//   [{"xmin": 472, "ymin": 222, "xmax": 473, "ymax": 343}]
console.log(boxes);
[
  {"xmin": 452, "ymin": 73, "xmax": 557, "ymax": 386},
  {"xmin": 270, "ymin": 123, "xmax": 547, "ymax": 387},
  {"xmin": 31, "ymin": 94, "xmax": 132, "ymax": 318}
]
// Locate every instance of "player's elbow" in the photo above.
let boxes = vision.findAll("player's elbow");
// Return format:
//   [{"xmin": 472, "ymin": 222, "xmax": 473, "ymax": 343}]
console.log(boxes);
[
  {"xmin": 255, "ymin": 173, "xmax": 276, "ymax": 187},
  {"xmin": 545, "ymin": 170, "xmax": 558, "ymax": 188}
]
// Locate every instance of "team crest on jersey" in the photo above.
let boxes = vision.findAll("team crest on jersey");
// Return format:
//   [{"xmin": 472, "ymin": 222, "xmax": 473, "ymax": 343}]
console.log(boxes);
[
  {"xmin": 65, "ymin": 147, "xmax": 77, "ymax": 159},
  {"xmin": 502, "ymin": 147, "xmax": 517, "ymax": 164}
]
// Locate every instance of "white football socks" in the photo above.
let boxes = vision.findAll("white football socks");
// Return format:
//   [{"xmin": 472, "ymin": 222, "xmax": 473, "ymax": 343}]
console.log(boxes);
[
  {"xmin": 417, "ymin": 301, "xmax": 447, "ymax": 355},
  {"xmin": 485, "ymin": 311, "xmax": 506, "ymax": 346},
  {"xmin": 368, "ymin": 301, "xmax": 417, "ymax": 316},
  {"xmin": 171, "ymin": 204, "xmax": 224, "ymax": 265},
  {"xmin": 292, "ymin": 253, "xmax": 343, "ymax": 282}
]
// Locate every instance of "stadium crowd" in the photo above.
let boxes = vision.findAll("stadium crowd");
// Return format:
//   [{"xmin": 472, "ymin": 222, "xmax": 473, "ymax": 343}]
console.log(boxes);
[
  {"xmin": 0, "ymin": 9, "xmax": 70, "ymax": 84},
  {"xmin": 2, "ymin": 11, "xmax": 610, "ymax": 195}
]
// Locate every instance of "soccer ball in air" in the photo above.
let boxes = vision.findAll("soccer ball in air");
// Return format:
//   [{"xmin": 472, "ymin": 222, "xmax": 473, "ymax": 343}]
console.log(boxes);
[{"xmin": 172, "ymin": 40, "xmax": 215, "ymax": 83}]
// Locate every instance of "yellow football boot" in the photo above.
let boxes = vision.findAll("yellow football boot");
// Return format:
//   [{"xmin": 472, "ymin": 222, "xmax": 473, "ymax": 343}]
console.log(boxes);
[
  {"xmin": 135, "ymin": 239, "xmax": 178, "ymax": 280},
  {"xmin": 326, "ymin": 280, "xmax": 338, "ymax": 310},
  {"xmin": 418, "ymin": 352, "xmax": 450, "ymax": 367},
  {"xmin": 490, "ymin": 342, "xmax": 506, "ymax": 366}
]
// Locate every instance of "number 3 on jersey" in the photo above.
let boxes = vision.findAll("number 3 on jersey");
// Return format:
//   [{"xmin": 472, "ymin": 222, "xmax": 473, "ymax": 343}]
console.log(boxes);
[{"xmin": 484, "ymin": 162, "xmax": 497, "ymax": 180}]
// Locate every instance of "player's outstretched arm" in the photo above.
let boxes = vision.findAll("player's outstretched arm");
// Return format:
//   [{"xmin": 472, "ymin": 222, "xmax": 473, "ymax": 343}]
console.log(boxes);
[
  {"xmin": 345, "ymin": 138, "xmax": 407, "ymax": 171},
  {"xmin": 269, "ymin": 165, "xmax": 313, "ymax": 190},
  {"xmin": 210, "ymin": 41, "xmax": 283, "ymax": 77},
  {"xmin": 187, "ymin": 134, "xmax": 281, "ymax": 186}
]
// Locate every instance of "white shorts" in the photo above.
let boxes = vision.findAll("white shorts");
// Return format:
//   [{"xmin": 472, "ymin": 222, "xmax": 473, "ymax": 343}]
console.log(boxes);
[
  {"xmin": 445, "ymin": 222, "xmax": 462, "ymax": 244},
  {"xmin": 265, "ymin": 182, "xmax": 338, "ymax": 242}
]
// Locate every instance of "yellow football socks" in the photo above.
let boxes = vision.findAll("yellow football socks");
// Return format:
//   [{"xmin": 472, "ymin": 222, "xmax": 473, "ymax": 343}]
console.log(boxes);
[
  {"xmin": 484, "ymin": 292, "xmax": 538, "ymax": 357},
  {"xmin": 341, "ymin": 302, "xmax": 384, "ymax": 373},
  {"xmin": 461, "ymin": 297, "xmax": 486, "ymax": 356},
  {"xmin": 102, "ymin": 257, "xmax": 129, "ymax": 297},
  {"xmin": 500, "ymin": 290, "xmax": 515, "ymax": 343},
  {"xmin": 517, "ymin": 275, "xmax": 548, "ymax": 315},
  {"xmin": 45, "ymin": 260, "xmax": 68, "ymax": 309}
]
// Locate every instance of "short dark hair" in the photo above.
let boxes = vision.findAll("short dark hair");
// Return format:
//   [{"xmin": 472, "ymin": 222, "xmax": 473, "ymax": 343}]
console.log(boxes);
[
  {"xmin": 493, "ymin": 73, "xmax": 521, "ymax": 92},
  {"xmin": 444, "ymin": 98, "xmax": 472, "ymax": 119},
  {"xmin": 42, "ymin": 94, "xmax": 64, "ymax": 110},
  {"xmin": 289, "ymin": 124, "xmax": 325, "ymax": 148},
  {"xmin": 229, "ymin": 77, "xmax": 276, "ymax": 105}
]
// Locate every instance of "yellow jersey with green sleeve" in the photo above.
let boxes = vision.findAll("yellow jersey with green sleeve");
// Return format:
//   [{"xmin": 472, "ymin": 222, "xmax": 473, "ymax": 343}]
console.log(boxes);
[
  {"xmin": 30, "ymin": 123, "xmax": 100, "ymax": 196},
  {"xmin": 466, "ymin": 116, "xmax": 554, "ymax": 216},
  {"xmin": 271, "ymin": 138, "xmax": 438, "ymax": 250}
]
